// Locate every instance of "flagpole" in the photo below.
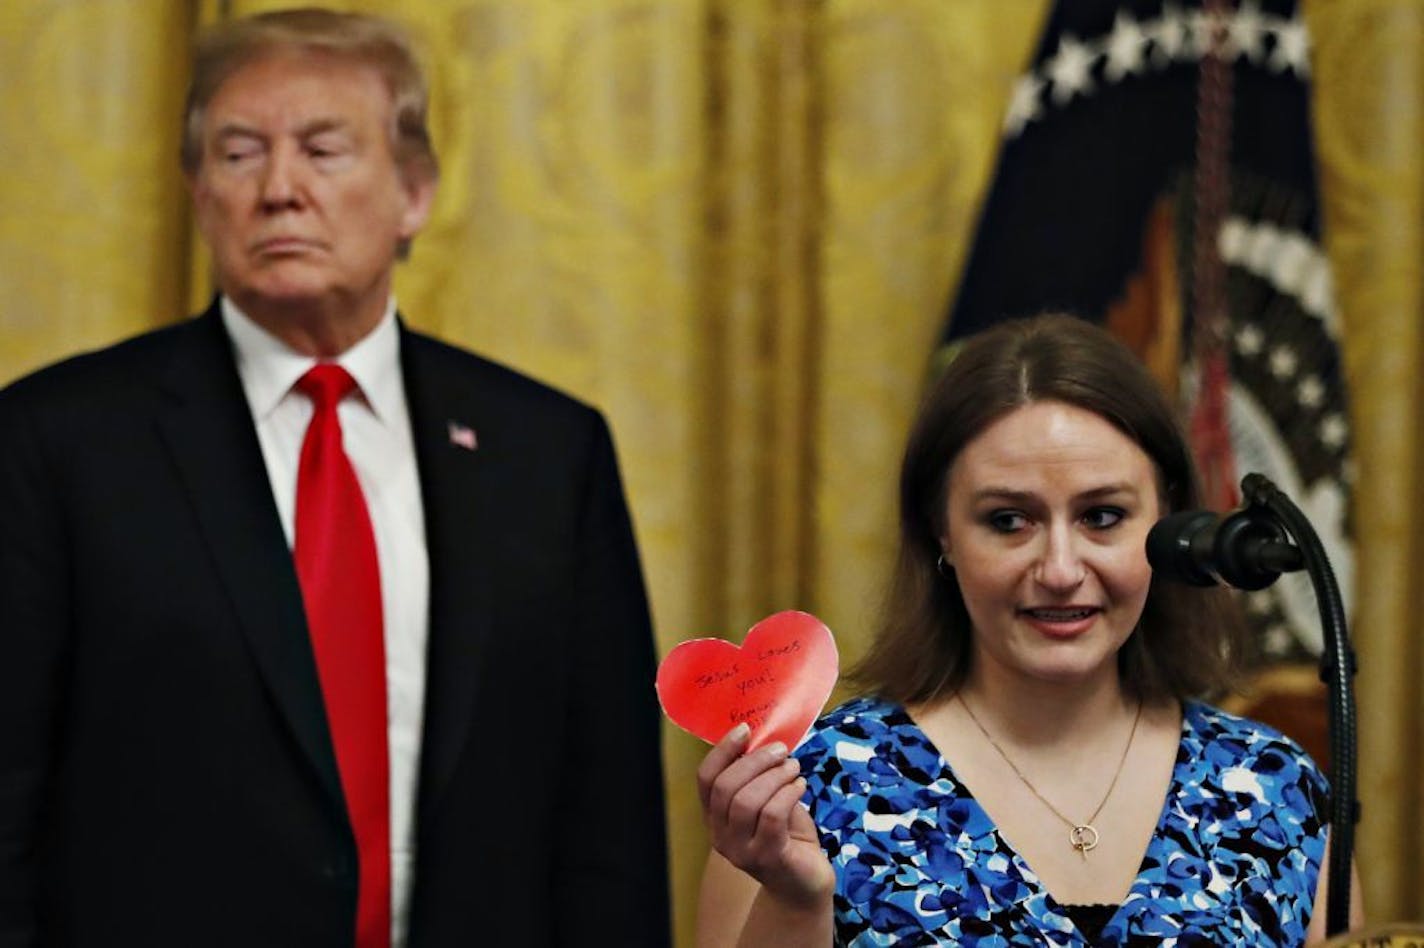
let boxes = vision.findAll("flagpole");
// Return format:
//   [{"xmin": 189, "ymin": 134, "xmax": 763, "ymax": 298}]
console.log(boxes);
[{"xmin": 1188, "ymin": 0, "xmax": 1238, "ymax": 514}]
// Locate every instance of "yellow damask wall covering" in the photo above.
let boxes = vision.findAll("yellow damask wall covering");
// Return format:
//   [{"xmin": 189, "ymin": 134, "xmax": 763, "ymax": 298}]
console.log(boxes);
[{"xmin": 1, "ymin": 0, "xmax": 1419, "ymax": 941}]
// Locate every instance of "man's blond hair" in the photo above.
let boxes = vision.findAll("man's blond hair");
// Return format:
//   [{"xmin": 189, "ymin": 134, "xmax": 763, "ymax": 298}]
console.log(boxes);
[{"xmin": 180, "ymin": 7, "xmax": 438, "ymax": 186}]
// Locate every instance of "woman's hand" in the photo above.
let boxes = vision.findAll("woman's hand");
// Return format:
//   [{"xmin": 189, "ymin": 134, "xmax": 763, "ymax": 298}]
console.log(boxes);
[{"xmin": 696, "ymin": 723, "xmax": 835, "ymax": 909}]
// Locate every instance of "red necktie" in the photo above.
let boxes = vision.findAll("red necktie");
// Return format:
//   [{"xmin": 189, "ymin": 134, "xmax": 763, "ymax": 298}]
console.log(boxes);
[{"xmin": 293, "ymin": 365, "xmax": 390, "ymax": 948}]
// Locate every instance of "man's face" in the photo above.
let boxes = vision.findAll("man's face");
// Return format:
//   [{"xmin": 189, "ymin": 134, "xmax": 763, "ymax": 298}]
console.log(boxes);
[{"xmin": 188, "ymin": 52, "xmax": 432, "ymax": 326}]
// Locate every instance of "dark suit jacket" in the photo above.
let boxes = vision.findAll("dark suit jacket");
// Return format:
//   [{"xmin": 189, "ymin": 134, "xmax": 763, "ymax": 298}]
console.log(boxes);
[{"xmin": 0, "ymin": 307, "xmax": 670, "ymax": 947}]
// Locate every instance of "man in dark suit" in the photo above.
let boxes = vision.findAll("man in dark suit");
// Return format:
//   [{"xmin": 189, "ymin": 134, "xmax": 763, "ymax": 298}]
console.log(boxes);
[{"xmin": 0, "ymin": 9, "xmax": 669, "ymax": 947}]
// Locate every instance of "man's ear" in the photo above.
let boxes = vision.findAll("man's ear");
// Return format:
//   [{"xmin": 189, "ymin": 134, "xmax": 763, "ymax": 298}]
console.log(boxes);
[{"xmin": 397, "ymin": 169, "xmax": 437, "ymax": 240}]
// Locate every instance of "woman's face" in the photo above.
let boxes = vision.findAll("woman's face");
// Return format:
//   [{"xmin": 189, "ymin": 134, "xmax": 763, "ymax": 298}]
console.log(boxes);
[{"xmin": 940, "ymin": 399, "xmax": 1161, "ymax": 690}]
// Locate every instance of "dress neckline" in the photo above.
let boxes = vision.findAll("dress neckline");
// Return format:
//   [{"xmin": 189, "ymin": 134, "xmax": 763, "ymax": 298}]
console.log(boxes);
[{"xmin": 889, "ymin": 697, "xmax": 1196, "ymax": 939}]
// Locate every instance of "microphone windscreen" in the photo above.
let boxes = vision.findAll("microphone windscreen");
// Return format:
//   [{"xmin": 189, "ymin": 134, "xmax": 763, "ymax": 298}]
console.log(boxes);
[{"xmin": 1145, "ymin": 510, "xmax": 1219, "ymax": 586}]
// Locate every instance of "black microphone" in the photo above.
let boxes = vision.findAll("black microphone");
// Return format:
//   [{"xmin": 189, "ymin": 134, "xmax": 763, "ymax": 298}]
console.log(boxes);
[{"xmin": 1146, "ymin": 507, "xmax": 1305, "ymax": 590}]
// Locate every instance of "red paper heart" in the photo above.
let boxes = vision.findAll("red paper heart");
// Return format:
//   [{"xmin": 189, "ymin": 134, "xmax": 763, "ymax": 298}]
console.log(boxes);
[{"xmin": 656, "ymin": 610, "xmax": 838, "ymax": 751}]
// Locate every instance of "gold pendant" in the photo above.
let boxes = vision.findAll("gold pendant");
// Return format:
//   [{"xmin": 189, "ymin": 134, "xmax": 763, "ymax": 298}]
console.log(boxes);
[{"xmin": 1070, "ymin": 824, "xmax": 1099, "ymax": 859}]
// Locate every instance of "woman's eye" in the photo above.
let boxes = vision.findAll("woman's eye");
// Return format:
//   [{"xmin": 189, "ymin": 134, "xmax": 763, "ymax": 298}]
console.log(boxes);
[
  {"xmin": 987, "ymin": 510, "xmax": 1027, "ymax": 533},
  {"xmin": 1083, "ymin": 506, "xmax": 1126, "ymax": 529}
]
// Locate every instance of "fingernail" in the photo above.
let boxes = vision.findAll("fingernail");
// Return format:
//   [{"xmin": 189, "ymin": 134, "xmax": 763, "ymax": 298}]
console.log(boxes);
[
  {"xmin": 727, "ymin": 723, "xmax": 751, "ymax": 742},
  {"xmin": 765, "ymin": 742, "xmax": 788, "ymax": 757}
]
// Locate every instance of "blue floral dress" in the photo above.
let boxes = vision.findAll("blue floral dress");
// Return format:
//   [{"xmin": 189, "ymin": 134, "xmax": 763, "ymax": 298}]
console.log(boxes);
[{"xmin": 795, "ymin": 696, "xmax": 1329, "ymax": 946}]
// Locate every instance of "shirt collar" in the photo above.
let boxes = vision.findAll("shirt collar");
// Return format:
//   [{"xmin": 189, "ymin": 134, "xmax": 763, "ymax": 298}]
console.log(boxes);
[{"xmin": 220, "ymin": 296, "xmax": 403, "ymax": 423}]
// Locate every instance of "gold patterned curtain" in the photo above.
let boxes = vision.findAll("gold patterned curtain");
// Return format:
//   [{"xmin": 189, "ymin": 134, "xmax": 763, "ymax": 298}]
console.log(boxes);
[
  {"xmin": 0, "ymin": 0, "xmax": 195, "ymax": 378},
  {"xmin": 1309, "ymin": 0, "xmax": 1424, "ymax": 923},
  {"xmin": 0, "ymin": 0, "xmax": 1419, "ymax": 941}
]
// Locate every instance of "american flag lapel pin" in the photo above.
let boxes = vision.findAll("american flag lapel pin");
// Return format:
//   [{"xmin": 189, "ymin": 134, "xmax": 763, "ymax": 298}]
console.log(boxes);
[{"xmin": 447, "ymin": 420, "xmax": 478, "ymax": 451}]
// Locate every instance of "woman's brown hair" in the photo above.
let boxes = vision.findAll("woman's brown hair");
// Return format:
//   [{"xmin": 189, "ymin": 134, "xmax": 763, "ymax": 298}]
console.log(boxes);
[{"xmin": 852, "ymin": 313, "xmax": 1247, "ymax": 705}]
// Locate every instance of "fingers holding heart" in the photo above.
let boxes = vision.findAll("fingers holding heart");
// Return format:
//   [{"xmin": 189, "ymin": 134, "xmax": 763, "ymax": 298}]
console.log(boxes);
[
  {"xmin": 698, "ymin": 737, "xmax": 812, "ymax": 891},
  {"xmin": 673, "ymin": 612, "xmax": 840, "ymax": 903}
]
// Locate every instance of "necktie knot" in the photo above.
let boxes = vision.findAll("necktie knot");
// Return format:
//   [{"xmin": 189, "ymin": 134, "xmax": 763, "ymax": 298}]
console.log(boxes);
[{"xmin": 297, "ymin": 363, "xmax": 358, "ymax": 412}]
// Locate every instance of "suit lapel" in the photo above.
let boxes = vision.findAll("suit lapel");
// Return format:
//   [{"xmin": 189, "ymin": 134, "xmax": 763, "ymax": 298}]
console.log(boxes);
[
  {"xmin": 155, "ymin": 309, "xmax": 343, "ymax": 809},
  {"xmin": 401, "ymin": 328, "xmax": 497, "ymax": 821},
  {"xmin": 154, "ymin": 315, "xmax": 499, "ymax": 821}
]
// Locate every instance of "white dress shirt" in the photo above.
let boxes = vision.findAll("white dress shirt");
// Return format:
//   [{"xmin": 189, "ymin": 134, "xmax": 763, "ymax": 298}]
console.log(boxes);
[{"xmin": 222, "ymin": 297, "xmax": 428, "ymax": 947}]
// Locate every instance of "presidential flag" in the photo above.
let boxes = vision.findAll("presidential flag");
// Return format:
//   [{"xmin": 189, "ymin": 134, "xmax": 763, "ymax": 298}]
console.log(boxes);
[{"xmin": 941, "ymin": 0, "xmax": 1353, "ymax": 674}]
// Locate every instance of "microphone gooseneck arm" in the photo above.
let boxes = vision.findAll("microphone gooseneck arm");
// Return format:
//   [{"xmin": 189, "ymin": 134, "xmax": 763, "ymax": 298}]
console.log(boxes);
[{"xmin": 1239, "ymin": 473, "xmax": 1358, "ymax": 936}]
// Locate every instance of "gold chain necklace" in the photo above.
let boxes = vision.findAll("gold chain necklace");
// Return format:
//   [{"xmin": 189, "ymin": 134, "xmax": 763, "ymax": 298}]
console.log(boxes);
[{"xmin": 957, "ymin": 694, "xmax": 1142, "ymax": 860}]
